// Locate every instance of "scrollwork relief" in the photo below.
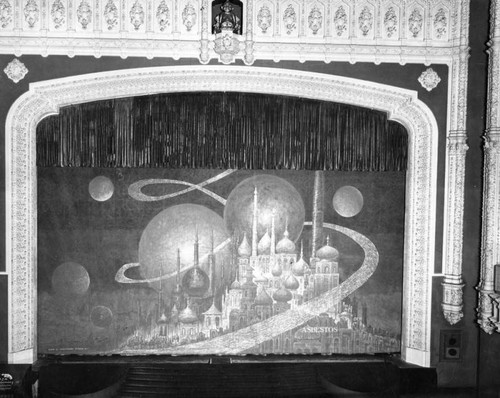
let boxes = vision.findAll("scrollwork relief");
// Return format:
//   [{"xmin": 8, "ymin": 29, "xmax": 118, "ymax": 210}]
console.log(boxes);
[
  {"xmin": 3, "ymin": 58, "xmax": 28, "ymax": 83},
  {"xmin": 308, "ymin": 6, "xmax": 322, "ymax": 35},
  {"xmin": 283, "ymin": 4, "xmax": 296, "ymax": 35},
  {"xmin": 434, "ymin": 8, "xmax": 447, "ymax": 39},
  {"xmin": 0, "ymin": 0, "xmax": 13, "ymax": 28},
  {"xmin": 358, "ymin": 6, "xmax": 373, "ymax": 36},
  {"xmin": 156, "ymin": 0, "xmax": 170, "ymax": 31},
  {"xmin": 408, "ymin": 8, "xmax": 423, "ymax": 38},
  {"xmin": 182, "ymin": 2, "xmax": 196, "ymax": 31},
  {"xmin": 257, "ymin": 5, "xmax": 271, "ymax": 34},
  {"xmin": 104, "ymin": 0, "xmax": 118, "ymax": 30},
  {"xmin": 77, "ymin": 0, "xmax": 92, "ymax": 29},
  {"xmin": 24, "ymin": 0, "xmax": 39, "ymax": 28},
  {"xmin": 334, "ymin": 5, "xmax": 347, "ymax": 37},
  {"xmin": 51, "ymin": 0, "xmax": 65, "ymax": 28},
  {"xmin": 384, "ymin": 7, "xmax": 397, "ymax": 38},
  {"xmin": 129, "ymin": 0, "xmax": 144, "ymax": 30}
]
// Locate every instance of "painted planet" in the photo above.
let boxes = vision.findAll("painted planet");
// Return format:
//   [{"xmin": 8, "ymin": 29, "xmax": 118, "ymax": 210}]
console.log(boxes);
[
  {"xmin": 224, "ymin": 175, "xmax": 305, "ymax": 242},
  {"xmin": 51, "ymin": 262, "xmax": 90, "ymax": 297},
  {"xmin": 138, "ymin": 204, "xmax": 231, "ymax": 292},
  {"xmin": 91, "ymin": 306, "xmax": 113, "ymax": 328},
  {"xmin": 89, "ymin": 176, "xmax": 114, "ymax": 202},
  {"xmin": 333, "ymin": 186, "xmax": 364, "ymax": 217}
]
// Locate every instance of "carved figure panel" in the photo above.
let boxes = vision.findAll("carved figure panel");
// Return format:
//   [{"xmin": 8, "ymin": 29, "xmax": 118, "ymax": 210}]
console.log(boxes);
[
  {"xmin": 383, "ymin": 4, "xmax": 399, "ymax": 39},
  {"xmin": 76, "ymin": 0, "xmax": 92, "ymax": 30},
  {"xmin": 307, "ymin": 3, "xmax": 324, "ymax": 37},
  {"xmin": 256, "ymin": 2, "xmax": 272, "ymax": 35},
  {"xmin": 0, "ymin": 0, "xmax": 13, "ymax": 29},
  {"xmin": 357, "ymin": 4, "xmax": 374, "ymax": 38},
  {"xmin": 129, "ymin": 0, "xmax": 145, "ymax": 31},
  {"xmin": 407, "ymin": 4, "xmax": 424, "ymax": 39},
  {"xmin": 23, "ymin": 0, "xmax": 40, "ymax": 29},
  {"xmin": 281, "ymin": 2, "xmax": 298, "ymax": 37},
  {"xmin": 103, "ymin": 0, "xmax": 119, "ymax": 31},
  {"xmin": 50, "ymin": 0, "xmax": 66, "ymax": 29},
  {"xmin": 433, "ymin": 6, "xmax": 449, "ymax": 41},
  {"xmin": 156, "ymin": 0, "xmax": 171, "ymax": 32},
  {"xmin": 181, "ymin": 0, "xmax": 198, "ymax": 33}
]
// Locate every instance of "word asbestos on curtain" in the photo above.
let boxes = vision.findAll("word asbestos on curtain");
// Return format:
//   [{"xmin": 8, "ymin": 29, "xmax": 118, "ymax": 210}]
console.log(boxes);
[{"xmin": 36, "ymin": 92, "xmax": 408, "ymax": 171}]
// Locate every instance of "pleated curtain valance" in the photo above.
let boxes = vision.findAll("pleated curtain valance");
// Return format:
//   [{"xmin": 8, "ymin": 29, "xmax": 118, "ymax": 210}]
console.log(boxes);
[{"xmin": 36, "ymin": 92, "xmax": 408, "ymax": 171}]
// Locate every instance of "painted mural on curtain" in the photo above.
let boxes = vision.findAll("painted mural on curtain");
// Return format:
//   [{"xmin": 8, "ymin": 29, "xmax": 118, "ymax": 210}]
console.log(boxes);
[{"xmin": 37, "ymin": 168, "xmax": 403, "ymax": 355}]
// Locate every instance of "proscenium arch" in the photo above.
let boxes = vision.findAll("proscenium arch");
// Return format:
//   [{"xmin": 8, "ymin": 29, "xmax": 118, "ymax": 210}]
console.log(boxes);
[{"xmin": 5, "ymin": 65, "xmax": 438, "ymax": 366}]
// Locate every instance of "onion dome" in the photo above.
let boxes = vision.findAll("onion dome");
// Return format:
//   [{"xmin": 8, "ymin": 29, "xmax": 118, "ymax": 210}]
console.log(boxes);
[
  {"xmin": 230, "ymin": 278, "xmax": 242, "ymax": 290},
  {"xmin": 178, "ymin": 305, "xmax": 199, "ymax": 324},
  {"xmin": 273, "ymin": 285, "xmax": 292, "ymax": 302},
  {"xmin": 238, "ymin": 233, "xmax": 252, "ymax": 258},
  {"xmin": 271, "ymin": 261, "xmax": 283, "ymax": 277},
  {"xmin": 254, "ymin": 288, "xmax": 273, "ymax": 306},
  {"xmin": 284, "ymin": 274, "xmax": 300, "ymax": 290},
  {"xmin": 258, "ymin": 229, "xmax": 271, "ymax": 255},
  {"xmin": 254, "ymin": 272, "xmax": 268, "ymax": 284},
  {"xmin": 182, "ymin": 266, "xmax": 210, "ymax": 297},
  {"xmin": 292, "ymin": 241, "xmax": 310, "ymax": 276},
  {"xmin": 316, "ymin": 236, "xmax": 339, "ymax": 261},
  {"xmin": 276, "ymin": 227, "xmax": 296, "ymax": 254},
  {"xmin": 158, "ymin": 312, "xmax": 167, "ymax": 324},
  {"xmin": 292, "ymin": 257, "xmax": 309, "ymax": 276},
  {"xmin": 203, "ymin": 302, "xmax": 222, "ymax": 316}
]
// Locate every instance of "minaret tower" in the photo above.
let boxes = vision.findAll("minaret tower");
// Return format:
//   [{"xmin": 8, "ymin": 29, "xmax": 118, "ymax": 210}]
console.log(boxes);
[
  {"xmin": 311, "ymin": 170, "xmax": 325, "ymax": 259},
  {"xmin": 251, "ymin": 187, "xmax": 259, "ymax": 257},
  {"xmin": 208, "ymin": 229, "xmax": 216, "ymax": 296},
  {"xmin": 270, "ymin": 208, "xmax": 276, "ymax": 256}
]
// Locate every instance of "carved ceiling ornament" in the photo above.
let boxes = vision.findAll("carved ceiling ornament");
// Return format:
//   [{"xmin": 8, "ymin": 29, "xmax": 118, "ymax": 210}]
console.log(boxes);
[
  {"xmin": 418, "ymin": 67, "xmax": 441, "ymax": 92},
  {"xmin": 257, "ymin": 4, "xmax": 272, "ymax": 34},
  {"xmin": 50, "ymin": 0, "xmax": 65, "ymax": 29},
  {"xmin": 103, "ymin": 0, "xmax": 118, "ymax": 30},
  {"xmin": 24, "ymin": 0, "xmax": 39, "ymax": 28},
  {"xmin": 77, "ymin": 0, "xmax": 92, "ymax": 29},
  {"xmin": 6, "ymin": 65, "xmax": 439, "ymax": 367},
  {"xmin": 283, "ymin": 4, "xmax": 296, "ymax": 35},
  {"xmin": 478, "ymin": 0, "xmax": 500, "ymax": 334},
  {"xmin": 0, "ymin": 0, "xmax": 13, "ymax": 29},
  {"xmin": 156, "ymin": 0, "xmax": 170, "ymax": 31},
  {"xmin": 3, "ymin": 58, "xmax": 28, "ymax": 83}
]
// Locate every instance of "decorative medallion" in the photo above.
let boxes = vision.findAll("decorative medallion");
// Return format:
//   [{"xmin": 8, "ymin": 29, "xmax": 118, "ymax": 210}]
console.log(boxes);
[
  {"xmin": 3, "ymin": 58, "xmax": 28, "ymax": 83},
  {"xmin": 24, "ymin": 0, "xmax": 39, "ymax": 28},
  {"xmin": 308, "ymin": 6, "xmax": 322, "ymax": 35},
  {"xmin": 104, "ymin": 0, "xmax": 118, "ymax": 30},
  {"xmin": 77, "ymin": 1, "xmax": 92, "ymax": 29},
  {"xmin": 0, "ymin": 0, "xmax": 13, "ymax": 28},
  {"xmin": 334, "ymin": 5, "xmax": 347, "ymax": 37},
  {"xmin": 283, "ymin": 4, "xmax": 296, "ymax": 35},
  {"xmin": 418, "ymin": 67, "xmax": 441, "ymax": 91},
  {"xmin": 384, "ymin": 7, "xmax": 397, "ymax": 38},
  {"xmin": 182, "ymin": 2, "xmax": 196, "ymax": 32},
  {"xmin": 408, "ymin": 8, "xmax": 423, "ymax": 38},
  {"xmin": 129, "ymin": 0, "xmax": 144, "ymax": 30},
  {"xmin": 434, "ymin": 8, "xmax": 447, "ymax": 39},
  {"xmin": 214, "ymin": 31, "xmax": 240, "ymax": 64},
  {"xmin": 156, "ymin": 0, "xmax": 170, "ymax": 31},
  {"xmin": 257, "ymin": 5, "xmax": 271, "ymax": 34},
  {"xmin": 51, "ymin": 0, "xmax": 65, "ymax": 29},
  {"xmin": 358, "ymin": 6, "xmax": 373, "ymax": 36}
]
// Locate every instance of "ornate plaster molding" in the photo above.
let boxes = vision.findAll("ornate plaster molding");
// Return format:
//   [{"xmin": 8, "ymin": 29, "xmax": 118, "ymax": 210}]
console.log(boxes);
[
  {"xmin": 6, "ymin": 66, "xmax": 438, "ymax": 366},
  {"xmin": 478, "ymin": 0, "xmax": 500, "ymax": 334},
  {"xmin": 441, "ymin": 0, "xmax": 470, "ymax": 326},
  {"xmin": 0, "ymin": 0, "xmax": 464, "ymax": 65},
  {"xmin": 418, "ymin": 67, "xmax": 441, "ymax": 92},
  {"xmin": 3, "ymin": 58, "xmax": 28, "ymax": 83}
]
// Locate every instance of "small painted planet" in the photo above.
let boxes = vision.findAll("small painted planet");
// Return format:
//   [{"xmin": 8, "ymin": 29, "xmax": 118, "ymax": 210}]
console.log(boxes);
[
  {"xmin": 224, "ymin": 175, "xmax": 305, "ymax": 242},
  {"xmin": 51, "ymin": 261, "xmax": 90, "ymax": 297},
  {"xmin": 138, "ymin": 204, "xmax": 231, "ymax": 292},
  {"xmin": 89, "ymin": 176, "xmax": 114, "ymax": 202},
  {"xmin": 333, "ymin": 186, "xmax": 364, "ymax": 218},
  {"xmin": 91, "ymin": 306, "xmax": 113, "ymax": 328}
]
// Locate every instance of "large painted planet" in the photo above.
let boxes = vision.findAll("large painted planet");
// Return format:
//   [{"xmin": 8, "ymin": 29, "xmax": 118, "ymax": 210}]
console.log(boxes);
[
  {"xmin": 224, "ymin": 174, "xmax": 305, "ymax": 242},
  {"xmin": 51, "ymin": 261, "xmax": 90, "ymax": 297},
  {"xmin": 138, "ymin": 204, "xmax": 231, "ymax": 292}
]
